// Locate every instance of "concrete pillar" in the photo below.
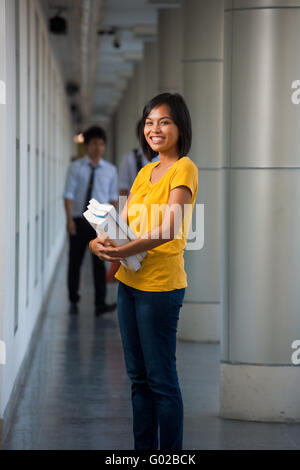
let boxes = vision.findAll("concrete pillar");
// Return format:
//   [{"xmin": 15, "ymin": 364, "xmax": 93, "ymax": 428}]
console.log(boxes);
[
  {"xmin": 115, "ymin": 37, "xmax": 159, "ymax": 169},
  {"xmin": 144, "ymin": 41, "xmax": 159, "ymax": 102},
  {"xmin": 135, "ymin": 59, "xmax": 146, "ymax": 120},
  {"xmin": 157, "ymin": 8, "xmax": 182, "ymax": 93},
  {"xmin": 115, "ymin": 75, "xmax": 138, "ymax": 167},
  {"xmin": 178, "ymin": 0, "xmax": 224, "ymax": 342},
  {"xmin": 104, "ymin": 118, "xmax": 115, "ymax": 164},
  {"xmin": 220, "ymin": 0, "xmax": 300, "ymax": 421}
]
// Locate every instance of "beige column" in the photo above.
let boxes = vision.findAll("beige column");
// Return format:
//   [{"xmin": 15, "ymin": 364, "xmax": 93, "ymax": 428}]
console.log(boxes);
[
  {"xmin": 115, "ymin": 75, "xmax": 138, "ymax": 167},
  {"xmin": 135, "ymin": 58, "xmax": 147, "ymax": 120},
  {"xmin": 220, "ymin": 0, "xmax": 300, "ymax": 422},
  {"xmin": 104, "ymin": 119, "xmax": 115, "ymax": 164},
  {"xmin": 178, "ymin": 0, "xmax": 224, "ymax": 342},
  {"xmin": 143, "ymin": 41, "xmax": 159, "ymax": 102},
  {"xmin": 157, "ymin": 8, "xmax": 182, "ymax": 93}
]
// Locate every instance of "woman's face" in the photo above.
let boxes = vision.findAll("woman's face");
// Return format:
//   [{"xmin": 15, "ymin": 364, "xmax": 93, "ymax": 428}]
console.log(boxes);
[{"xmin": 144, "ymin": 104, "xmax": 180, "ymax": 156}]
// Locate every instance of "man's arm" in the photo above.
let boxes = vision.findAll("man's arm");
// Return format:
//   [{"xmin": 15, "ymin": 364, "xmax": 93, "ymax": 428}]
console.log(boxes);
[
  {"xmin": 64, "ymin": 198, "xmax": 76, "ymax": 235},
  {"xmin": 64, "ymin": 162, "xmax": 79, "ymax": 235}
]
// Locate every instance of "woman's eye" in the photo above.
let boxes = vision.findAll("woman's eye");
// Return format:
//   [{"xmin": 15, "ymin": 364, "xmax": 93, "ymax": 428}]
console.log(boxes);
[
  {"xmin": 145, "ymin": 122, "xmax": 152, "ymax": 126},
  {"xmin": 161, "ymin": 121, "xmax": 169, "ymax": 125}
]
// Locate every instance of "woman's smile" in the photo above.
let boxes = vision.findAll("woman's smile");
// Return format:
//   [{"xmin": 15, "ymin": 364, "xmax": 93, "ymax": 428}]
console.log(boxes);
[{"xmin": 150, "ymin": 136, "xmax": 165, "ymax": 144}]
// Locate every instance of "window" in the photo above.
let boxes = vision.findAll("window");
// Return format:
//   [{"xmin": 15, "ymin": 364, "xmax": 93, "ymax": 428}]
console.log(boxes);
[
  {"xmin": 41, "ymin": 35, "xmax": 45, "ymax": 274},
  {"xmin": 14, "ymin": 0, "xmax": 20, "ymax": 333},
  {"xmin": 34, "ymin": 13, "xmax": 39, "ymax": 286},
  {"xmin": 26, "ymin": 0, "xmax": 31, "ymax": 306},
  {"xmin": 47, "ymin": 59, "xmax": 52, "ymax": 257}
]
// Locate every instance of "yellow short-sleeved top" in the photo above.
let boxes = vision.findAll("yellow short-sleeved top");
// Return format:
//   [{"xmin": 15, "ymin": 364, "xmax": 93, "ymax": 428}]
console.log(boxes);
[{"xmin": 115, "ymin": 156, "xmax": 198, "ymax": 291}]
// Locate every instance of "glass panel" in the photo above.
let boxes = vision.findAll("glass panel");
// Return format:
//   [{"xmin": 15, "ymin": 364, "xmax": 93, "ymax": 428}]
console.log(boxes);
[
  {"xmin": 14, "ymin": 0, "xmax": 20, "ymax": 334},
  {"xmin": 34, "ymin": 13, "xmax": 39, "ymax": 286},
  {"xmin": 26, "ymin": 222, "xmax": 30, "ymax": 306},
  {"xmin": 51, "ymin": 71, "xmax": 56, "ymax": 249},
  {"xmin": 26, "ymin": 0, "xmax": 31, "ymax": 306},
  {"xmin": 41, "ymin": 35, "xmax": 45, "ymax": 273},
  {"xmin": 47, "ymin": 58, "xmax": 51, "ymax": 257}
]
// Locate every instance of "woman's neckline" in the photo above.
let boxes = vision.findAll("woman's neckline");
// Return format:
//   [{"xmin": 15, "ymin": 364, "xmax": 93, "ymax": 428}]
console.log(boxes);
[{"xmin": 149, "ymin": 156, "xmax": 185, "ymax": 185}]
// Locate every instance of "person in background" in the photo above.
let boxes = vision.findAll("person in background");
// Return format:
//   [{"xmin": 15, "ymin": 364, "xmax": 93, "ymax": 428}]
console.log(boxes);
[
  {"xmin": 119, "ymin": 121, "xmax": 160, "ymax": 197},
  {"xmin": 64, "ymin": 126, "xmax": 118, "ymax": 316}
]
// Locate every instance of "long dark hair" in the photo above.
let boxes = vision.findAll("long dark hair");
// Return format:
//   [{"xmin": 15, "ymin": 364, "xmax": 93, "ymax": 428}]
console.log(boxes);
[{"xmin": 138, "ymin": 92, "xmax": 192, "ymax": 161}]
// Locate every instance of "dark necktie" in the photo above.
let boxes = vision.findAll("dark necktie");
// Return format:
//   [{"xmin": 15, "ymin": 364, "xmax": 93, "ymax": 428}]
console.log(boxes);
[
  {"xmin": 134, "ymin": 149, "xmax": 143, "ymax": 174},
  {"xmin": 84, "ymin": 165, "xmax": 96, "ymax": 211}
]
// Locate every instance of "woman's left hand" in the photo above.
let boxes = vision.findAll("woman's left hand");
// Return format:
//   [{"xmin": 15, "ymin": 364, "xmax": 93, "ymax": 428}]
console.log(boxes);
[{"xmin": 91, "ymin": 237, "xmax": 126, "ymax": 262}]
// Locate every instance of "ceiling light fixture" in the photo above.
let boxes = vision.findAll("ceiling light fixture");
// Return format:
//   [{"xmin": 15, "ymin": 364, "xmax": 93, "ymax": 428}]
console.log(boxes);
[
  {"xmin": 49, "ymin": 7, "xmax": 68, "ymax": 35},
  {"xmin": 74, "ymin": 133, "xmax": 84, "ymax": 144},
  {"xmin": 98, "ymin": 27, "xmax": 121, "ymax": 49}
]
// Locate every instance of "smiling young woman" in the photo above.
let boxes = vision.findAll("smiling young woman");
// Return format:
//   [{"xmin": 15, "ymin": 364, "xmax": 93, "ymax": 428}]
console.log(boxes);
[{"xmin": 90, "ymin": 93, "xmax": 198, "ymax": 451}]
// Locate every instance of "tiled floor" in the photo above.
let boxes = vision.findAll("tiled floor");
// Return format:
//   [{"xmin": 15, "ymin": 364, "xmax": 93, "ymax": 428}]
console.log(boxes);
[{"xmin": 3, "ymin": 251, "xmax": 300, "ymax": 450}]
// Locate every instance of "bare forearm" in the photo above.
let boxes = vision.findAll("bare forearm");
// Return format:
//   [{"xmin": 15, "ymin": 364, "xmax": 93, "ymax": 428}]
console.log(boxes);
[
  {"xmin": 119, "ymin": 225, "xmax": 173, "ymax": 258},
  {"xmin": 90, "ymin": 228, "xmax": 172, "ymax": 262},
  {"xmin": 64, "ymin": 199, "xmax": 73, "ymax": 221},
  {"xmin": 118, "ymin": 200, "xmax": 188, "ymax": 257},
  {"xmin": 64, "ymin": 198, "xmax": 77, "ymax": 235},
  {"xmin": 122, "ymin": 238, "xmax": 166, "ymax": 257}
]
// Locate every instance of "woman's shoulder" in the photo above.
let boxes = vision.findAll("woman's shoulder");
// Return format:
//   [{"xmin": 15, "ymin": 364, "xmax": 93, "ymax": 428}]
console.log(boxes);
[
  {"xmin": 175, "ymin": 156, "xmax": 198, "ymax": 173},
  {"xmin": 140, "ymin": 160, "xmax": 158, "ymax": 175},
  {"xmin": 146, "ymin": 159, "xmax": 160, "ymax": 168}
]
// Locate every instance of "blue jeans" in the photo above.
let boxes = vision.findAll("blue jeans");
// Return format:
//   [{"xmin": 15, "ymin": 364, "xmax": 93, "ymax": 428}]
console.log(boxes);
[{"xmin": 117, "ymin": 281, "xmax": 185, "ymax": 450}]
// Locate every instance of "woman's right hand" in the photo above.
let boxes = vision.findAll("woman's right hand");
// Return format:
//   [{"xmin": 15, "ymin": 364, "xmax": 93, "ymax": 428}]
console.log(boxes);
[{"xmin": 90, "ymin": 237, "xmax": 123, "ymax": 262}]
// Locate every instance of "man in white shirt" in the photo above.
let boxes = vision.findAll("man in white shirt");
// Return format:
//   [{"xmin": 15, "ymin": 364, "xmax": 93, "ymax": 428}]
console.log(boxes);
[
  {"xmin": 119, "ymin": 148, "xmax": 150, "ymax": 196},
  {"xmin": 64, "ymin": 126, "xmax": 118, "ymax": 316}
]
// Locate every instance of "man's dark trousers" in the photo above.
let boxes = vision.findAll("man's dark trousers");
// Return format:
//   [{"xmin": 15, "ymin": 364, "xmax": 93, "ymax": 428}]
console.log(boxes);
[{"xmin": 68, "ymin": 217, "xmax": 106, "ymax": 307}]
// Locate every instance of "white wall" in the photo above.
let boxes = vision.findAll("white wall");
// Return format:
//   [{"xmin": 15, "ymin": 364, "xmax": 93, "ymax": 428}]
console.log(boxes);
[{"xmin": 0, "ymin": 0, "xmax": 73, "ymax": 419}]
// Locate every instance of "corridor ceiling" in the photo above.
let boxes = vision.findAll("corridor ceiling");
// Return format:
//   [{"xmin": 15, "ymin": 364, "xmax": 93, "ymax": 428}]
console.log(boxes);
[{"xmin": 41, "ymin": 0, "xmax": 180, "ymax": 131}]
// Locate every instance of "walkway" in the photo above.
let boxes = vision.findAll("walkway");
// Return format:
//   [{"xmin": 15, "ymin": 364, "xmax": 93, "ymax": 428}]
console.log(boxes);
[{"xmin": 3, "ymin": 250, "xmax": 300, "ymax": 450}]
